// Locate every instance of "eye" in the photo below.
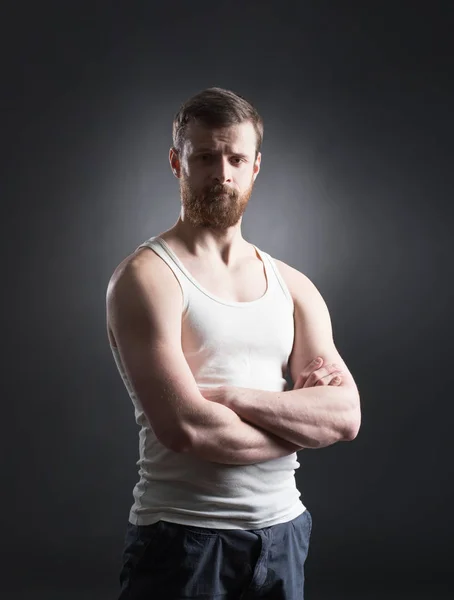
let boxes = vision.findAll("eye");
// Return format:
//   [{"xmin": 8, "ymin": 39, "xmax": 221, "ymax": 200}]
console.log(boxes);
[{"xmin": 231, "ymin": 157, "xmax": 244, "ymax": 164}]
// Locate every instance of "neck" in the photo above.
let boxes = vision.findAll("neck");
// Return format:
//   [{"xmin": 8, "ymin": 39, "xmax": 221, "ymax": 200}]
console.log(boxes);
[{"xmin": 167, "ymin": 216, "xmax": 249, "ymax": 263}]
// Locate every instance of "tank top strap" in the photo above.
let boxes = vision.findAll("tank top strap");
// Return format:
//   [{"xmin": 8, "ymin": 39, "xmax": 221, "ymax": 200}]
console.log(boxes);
[
  {"xmin": 257, "ymin": 250, "xmax": 294, "ymax": 310},
  {"xmin": 136, "ymin": 237, "xmax": 189, "ymax": 313}
]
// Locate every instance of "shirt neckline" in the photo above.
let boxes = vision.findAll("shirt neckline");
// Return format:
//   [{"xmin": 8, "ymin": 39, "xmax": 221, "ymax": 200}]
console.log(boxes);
[{"xmin": 154, "ymin": 236, "xmax": 271, "ymax": 308}]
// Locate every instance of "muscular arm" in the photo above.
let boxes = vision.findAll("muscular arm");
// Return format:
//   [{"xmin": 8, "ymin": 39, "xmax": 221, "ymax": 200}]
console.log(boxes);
[
  {"xmin": 180, "ymin": 404, "xmax": 305, "ymax": 464},
  {"xmin": 107, "ymin": 250, "xmax": 304, "ymax": 467},
  {"xmin": 229, "ymin": 262, "xmax": 361, "ymax": 448},
  {"xmin": 202, "ymin": 261, "xmax": 361, "ymax": 450},
  {"xmin": 226, "ymin": 383, "xmax": 358, "ymax": 449}
]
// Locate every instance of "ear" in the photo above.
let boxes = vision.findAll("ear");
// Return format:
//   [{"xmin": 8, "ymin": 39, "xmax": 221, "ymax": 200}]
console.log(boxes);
[
  {"xmin": 253, "ymin": 152, "xmax": 261, "ymax": 181},
  {"xmin": 169, "ymin": 147, "xmax": 181, "ymax": 178}
]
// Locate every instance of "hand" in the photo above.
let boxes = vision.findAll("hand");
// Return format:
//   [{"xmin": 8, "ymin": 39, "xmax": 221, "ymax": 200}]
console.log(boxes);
[{"xmin": 293, "ymin": 357, "xmax": 343, "ymax": 390}]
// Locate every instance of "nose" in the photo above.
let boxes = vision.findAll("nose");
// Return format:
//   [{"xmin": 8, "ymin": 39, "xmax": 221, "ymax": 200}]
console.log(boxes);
[{"xmin": 211, "ymin": 156, "xmax": 232, "ymax": 184}]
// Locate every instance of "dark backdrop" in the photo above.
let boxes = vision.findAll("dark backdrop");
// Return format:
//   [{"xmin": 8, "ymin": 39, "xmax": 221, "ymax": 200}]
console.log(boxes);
[{"xmin": 4, "ymin": 1, "xmax": 452, "ymax": 598}]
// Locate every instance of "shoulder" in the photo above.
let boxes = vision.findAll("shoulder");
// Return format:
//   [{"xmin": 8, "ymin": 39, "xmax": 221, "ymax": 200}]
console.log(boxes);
[
  {"xmin": 106, "ymin": 244, "xmax": 182, "ymax": 328},
  {"xmin": 271, "ymin": 257, "xmax": 325, "ymax": 307},
  {"xmin": 107, "ymin": 243, "xmax": 173, "ymax": 294}
]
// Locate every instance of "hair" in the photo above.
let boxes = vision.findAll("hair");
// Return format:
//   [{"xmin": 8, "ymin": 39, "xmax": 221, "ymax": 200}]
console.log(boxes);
[{"xmin": 172, "ymin": 87, "xmax": 264, "ymax": 160}]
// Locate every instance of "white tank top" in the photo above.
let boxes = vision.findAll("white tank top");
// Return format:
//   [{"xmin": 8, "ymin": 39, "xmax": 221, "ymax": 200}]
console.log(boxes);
[{"xmin": 109, "ymin": 235, "xmax": 307, "ymax": 529}]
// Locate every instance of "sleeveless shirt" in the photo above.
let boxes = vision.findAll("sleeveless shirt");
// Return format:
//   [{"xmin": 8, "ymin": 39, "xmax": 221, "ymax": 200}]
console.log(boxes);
[{"xmin": 109, "ymin": 236, "xmax": 307, "ymax": 528}]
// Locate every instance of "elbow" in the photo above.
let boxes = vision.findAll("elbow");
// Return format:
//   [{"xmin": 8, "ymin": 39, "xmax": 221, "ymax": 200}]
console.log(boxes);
[
  {"xmin": 164, "ymin": 432, "xmax": 189, "ymax": 453},
  {"xmin": 157, "ymin": 422, "xmax": 192, "ymax": 453},
  {"xmin": 344, "ymin": 404, "xmax": 361, "ymax": 441},
  {"xmin": 344, "ymin": 422, "xmax": 360, "ymax": 441},
  {"xmin": 166, "ymin": 425, "xmax": 193, "ymax": 454}
]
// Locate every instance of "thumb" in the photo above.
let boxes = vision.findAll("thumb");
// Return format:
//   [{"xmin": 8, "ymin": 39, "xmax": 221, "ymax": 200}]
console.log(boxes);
[{"xmin": 293, "ymin": 373, "xmax": 305, "ymax": 390}]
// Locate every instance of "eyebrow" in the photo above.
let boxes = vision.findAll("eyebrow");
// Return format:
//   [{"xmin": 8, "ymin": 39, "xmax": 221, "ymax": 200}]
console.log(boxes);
[{"xmin": 193, "ymin": 148, "xmax": 249, "ymax": 158}]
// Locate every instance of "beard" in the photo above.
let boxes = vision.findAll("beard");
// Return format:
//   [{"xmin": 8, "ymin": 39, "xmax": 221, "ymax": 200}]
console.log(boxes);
[{"xmin": 179, "ymin": 176, "xmax": 255, "ymax": 231}]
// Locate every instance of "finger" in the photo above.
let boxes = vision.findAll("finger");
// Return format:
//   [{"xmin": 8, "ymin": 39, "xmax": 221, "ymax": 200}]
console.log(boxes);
[
  {"xmin": 306, "ymin": 364, "xmax": 335, "ymax": 386},
  {"xmin": 295, "ymin": 357, "xmax": 323, "ymax": 388},
  {"xmin": 310, "ymin": 356, "xmax": 323, "ymax": 367},
  {"xmin": 331, "ymin": 374, "xmax": 342, "ymax": 386},
  {"xmin": 306, "ymin": 356, "xmax": 323, "ymax": 373},
  {"xmin": 293, "ymin": 372, "xmax": 306, "ymax": 390},
  {"xmin": 301, "ymin": 361, "xmax": 343, "ymax": 389},
  {"xmin": 314, "ymin": 372, "xmax": 343, "ymax": 386},
  {"xmin": 301, "ymin": 358, "xmax": 322, "ymax": 384}
]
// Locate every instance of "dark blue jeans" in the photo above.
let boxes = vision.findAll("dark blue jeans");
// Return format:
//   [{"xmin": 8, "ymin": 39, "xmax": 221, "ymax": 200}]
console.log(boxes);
[{"xmin": 117, "ymin": 509, "xmax": 312, "ymax": 599}]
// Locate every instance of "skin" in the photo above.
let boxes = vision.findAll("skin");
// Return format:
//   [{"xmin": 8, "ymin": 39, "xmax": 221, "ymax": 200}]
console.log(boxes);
[
  {"xmin": 107, "ymin": 117, "xmax": 358, "ymax": 451},
  {"xmin": 168, "ymin": 119, "xmax": 261, "ymax": 264},
  {"xmin": 168, "ymin": 119, "xmax": 344, "ymax": 386},
  {"xmin": 165, "ymin": 119, "xmax": 356, "ymax": 444}
]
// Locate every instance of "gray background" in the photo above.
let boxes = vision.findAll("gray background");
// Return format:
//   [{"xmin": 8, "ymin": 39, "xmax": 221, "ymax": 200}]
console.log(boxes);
[{"xmin": 4, "ymin": 1, "xmax": 452, "ymax": 598}]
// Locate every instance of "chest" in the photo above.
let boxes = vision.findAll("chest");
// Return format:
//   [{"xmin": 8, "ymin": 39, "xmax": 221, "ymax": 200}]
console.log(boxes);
[{"xmin": 176, "ymin": 256, "xmax": 268, "ymax": 303}]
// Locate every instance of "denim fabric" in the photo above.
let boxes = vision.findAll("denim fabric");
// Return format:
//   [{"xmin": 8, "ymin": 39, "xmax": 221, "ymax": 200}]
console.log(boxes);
[{"xmin": 117, "ymin": 509, "xmax": 312, "ymax": 599}]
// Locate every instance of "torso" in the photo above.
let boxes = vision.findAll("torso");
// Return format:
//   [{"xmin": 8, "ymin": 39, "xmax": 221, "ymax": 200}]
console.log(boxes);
[{"xmin": 107, "ymin": 231, "xmax": 297, "ymax": 348}]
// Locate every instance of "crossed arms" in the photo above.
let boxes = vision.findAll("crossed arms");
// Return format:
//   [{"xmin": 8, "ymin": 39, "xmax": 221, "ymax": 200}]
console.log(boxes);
[{"xmin": 107, "ymin": 251, "xmax": 361, "ymax": 465}]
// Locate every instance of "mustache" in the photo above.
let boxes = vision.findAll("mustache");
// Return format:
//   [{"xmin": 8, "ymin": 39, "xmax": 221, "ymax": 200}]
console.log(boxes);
[{"xmin": 206, "ymin": 185, "xmax": 232, "ymax": 195}]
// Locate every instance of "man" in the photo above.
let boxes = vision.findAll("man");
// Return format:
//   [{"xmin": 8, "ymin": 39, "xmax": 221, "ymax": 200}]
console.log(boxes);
[{"xmin": 106, "ymin": 87, "xmax": 361, "ymax": 599}]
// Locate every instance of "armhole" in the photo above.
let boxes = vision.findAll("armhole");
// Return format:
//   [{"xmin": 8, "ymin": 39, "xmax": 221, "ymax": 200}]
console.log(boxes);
[
  {"xmin": 137, "ymin": 241, "xmax": 190, "ymax": 318},
  {"xmin": 263, "ymin": 253, "xmax": 295, "ymax": 311}
]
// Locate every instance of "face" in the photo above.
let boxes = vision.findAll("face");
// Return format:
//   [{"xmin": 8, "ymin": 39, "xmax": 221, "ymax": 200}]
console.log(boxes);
[{"xmin": 170, "ymin": 120, "xmax": 261, "ymax": 231}]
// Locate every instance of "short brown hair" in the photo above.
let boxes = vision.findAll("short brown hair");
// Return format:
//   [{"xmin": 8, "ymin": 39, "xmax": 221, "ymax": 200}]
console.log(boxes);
[{"xmin": 172, "ymin": 87, "xmax": 264, "ymax": 159}]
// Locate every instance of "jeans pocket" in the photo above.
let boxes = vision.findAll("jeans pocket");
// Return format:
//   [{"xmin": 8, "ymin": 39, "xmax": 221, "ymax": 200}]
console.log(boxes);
[
  {"xmin": 306, "ymin": 509, "xmax": 313, "ymax": 537},
  {"xmin": 179, "ymin": 524, "xmax": 219, "ymax": 537},
  {"xmin": 292, "ymin": 510, "xmax": 312, "ymax": 546},
  {"xmin": 120, "ymin": 521, "xmax": 174, "ymax": 591}
]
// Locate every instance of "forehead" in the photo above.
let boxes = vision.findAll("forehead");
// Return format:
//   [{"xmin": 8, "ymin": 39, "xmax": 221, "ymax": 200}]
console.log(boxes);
[{"xmin": 184, "ymin": 120, "xmax": 256, "ymax": 154}]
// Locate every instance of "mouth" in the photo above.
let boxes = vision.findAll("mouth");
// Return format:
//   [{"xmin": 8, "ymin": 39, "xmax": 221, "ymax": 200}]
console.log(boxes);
[{"xmin": 207, "ymin": 191, "xmax": 229, "ymax": 201}]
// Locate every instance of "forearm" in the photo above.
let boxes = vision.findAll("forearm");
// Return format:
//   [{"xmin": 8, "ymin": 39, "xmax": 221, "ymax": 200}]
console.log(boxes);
[
  {"xmin": 230, "ymin": 385, "xmax": 361, "ymax": 449},
  {"xmin": 180, "ymin": 401, "xmax": 305, "ymax": 465}
]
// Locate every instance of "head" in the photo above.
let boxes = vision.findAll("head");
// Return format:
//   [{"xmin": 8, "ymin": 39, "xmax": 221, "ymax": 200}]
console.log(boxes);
[{"xmin": 169, "ymin": 87, "xmax": 263, "ymax": 231}]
